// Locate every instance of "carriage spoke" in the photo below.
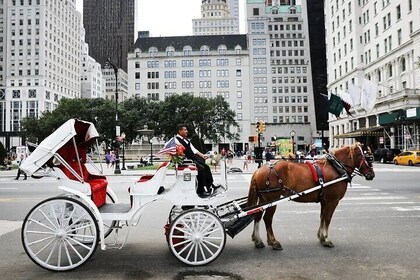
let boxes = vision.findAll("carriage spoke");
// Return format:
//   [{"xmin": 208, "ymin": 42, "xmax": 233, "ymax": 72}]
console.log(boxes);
[
  {"xmin": 66, "ymin": 221, "xmax": 94, "ymax": 232},
  {"xmin": 57, "ymin": 241, "xmax": 62, "ymax": 267},
  {"xmin": 185, "ymin": 242, "xmax": 195, "ymax": 260},
  {"xmin": 67, "ymin": 236, "xmax": 95, "ymax": 250},
  {"xmin": 172, "ymin": 238, "xmax": 192, "ymax": 248},
  {"xmin": 27, "ymin": 235, "xmax": 55, "ymax": 246},
  {"xmin": 203, "ymin": 239, "xmax": 221, "ymax": 249},
  {"xmin": 29, "ymin": 217, "xmax": 56, "ymax": 232},
  {"xmin": 177, "ymin": 239, "xmax": 194, "ymax": 255},
  {"xmin": 26, "ymin": 230, "xmax": 55, "ymax": 236},
  {"xmin": 62, "ymin": 240, "xmax": 73, "ymax": 266},
  {"xmin": 38, "ymin": 209, "xmax": 58, "ymax": 230},
  {"xmin": 64, "ymin": 239, "xmax": 84, "ymax": 261},
  {"xmin": 45, "ymin": 239, "xmax": 58, "ymax": 264},
  {"xmin": 32, "ymin": 237, "xmax": 55, "ymax": 256},
  {"xmin": 201, "ymin": 240, "xmax": 216, "ymax": 256}
]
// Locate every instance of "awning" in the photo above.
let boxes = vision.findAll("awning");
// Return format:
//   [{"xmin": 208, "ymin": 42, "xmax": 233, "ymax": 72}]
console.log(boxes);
[{"xmin": 334, "ymin": 126, "xmax": 383, "ymax": 139}]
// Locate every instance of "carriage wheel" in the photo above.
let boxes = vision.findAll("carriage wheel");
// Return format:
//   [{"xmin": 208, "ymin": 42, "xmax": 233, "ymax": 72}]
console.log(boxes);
[
  {"xmin": 168, "ymin": 209, "xmax": 226, "ymax": 266},
  {"xmin": 21, "ymin": 197, "xmax": 99, "ymax": 271}
]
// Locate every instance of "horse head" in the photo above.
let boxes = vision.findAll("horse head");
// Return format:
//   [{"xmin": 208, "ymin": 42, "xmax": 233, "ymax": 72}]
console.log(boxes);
[
  {"xmin": 351, "ymin": 143, "xmax": 375, "ymax": 180},
  {"xmin": 331, "ymin": 142, "xmax": 375, "ymax": 180}
]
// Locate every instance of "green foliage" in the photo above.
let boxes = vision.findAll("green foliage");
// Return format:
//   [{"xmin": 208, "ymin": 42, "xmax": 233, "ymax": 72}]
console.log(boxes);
[
  {"xmin": 20, "ymin": 95, "xmax": 239, "ymax": 147},
  {"xmin": 190, "ymin": 134, "xmax": 204, "ymax": 153}
]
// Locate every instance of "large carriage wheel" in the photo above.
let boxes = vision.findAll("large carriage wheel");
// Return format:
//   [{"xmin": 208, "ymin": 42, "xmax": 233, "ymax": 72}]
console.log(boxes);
[
  {"xmin": 168, "ymin": 209, "xmax": 226, "ymax": 266},
  {"xmin": 21, "ymin": 197, "xmax": 99, "ymax": 271}
]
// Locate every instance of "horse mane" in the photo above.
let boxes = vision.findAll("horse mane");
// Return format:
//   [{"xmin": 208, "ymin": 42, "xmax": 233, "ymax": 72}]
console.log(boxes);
[{"xmin": 329, "ymin": 142, "xmax": 362, "ymax": 163}]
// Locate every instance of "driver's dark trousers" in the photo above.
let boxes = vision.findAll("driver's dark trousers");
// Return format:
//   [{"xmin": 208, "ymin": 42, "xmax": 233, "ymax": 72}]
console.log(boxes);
[{"xmin": 193, "ymin": 159, "xmax": 214, "ymax": 194}]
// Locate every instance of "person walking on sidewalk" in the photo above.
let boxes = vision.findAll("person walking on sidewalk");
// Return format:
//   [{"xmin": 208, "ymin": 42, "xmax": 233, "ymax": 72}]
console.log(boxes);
[
  {"xmin": 242, "ymin": 154, "xmax": 249, "ymax": 171},
  {"xmin": 15, "ymin": 154, "xmax": 27, "ymax": 180}
]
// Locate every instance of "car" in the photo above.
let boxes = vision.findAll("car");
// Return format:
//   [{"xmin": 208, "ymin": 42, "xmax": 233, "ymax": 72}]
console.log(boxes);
[
  {"xmin": 373, "ymin": 148, "xmax": 401, "ymax": 163},
  {"xmin": 393, "ymin": 151, "xmax": 420, "ymax": 166}
]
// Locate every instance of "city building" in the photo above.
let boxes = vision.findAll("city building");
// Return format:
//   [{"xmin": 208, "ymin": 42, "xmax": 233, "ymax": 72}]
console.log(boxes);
[
  {"xmin": 325, "ymin": 0, "xmax": 420, "ymax": 151},
  {"xmin": 83, "ymin": 0, "xmax": 135, "ymax": 72},
  {"xmin": 193, "ymin": 0, "xmax": 240, "ymax": 35},
  {"xmin": 81, "ymin": 43, "xmax": 104, "ymax": 99},
  {"xmin": 102, "ymin": 67, "xmax": 129, "ymax": 103},
  {"xmin": 0, "ymin": 0, "xmax": 84, "ymax": 149},
  {"xmin": 246, "ymin": 0, "xmax": 318, "ymax": 152},
  {"xmin": 127, "ymin": 34, "xmax": 251, "ymax": 150}
]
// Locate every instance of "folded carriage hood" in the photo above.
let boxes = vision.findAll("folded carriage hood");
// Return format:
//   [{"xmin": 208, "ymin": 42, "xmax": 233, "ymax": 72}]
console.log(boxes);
[{"xmin": 20, "ymin": 119, "xmax": 99, "ymax": 176}]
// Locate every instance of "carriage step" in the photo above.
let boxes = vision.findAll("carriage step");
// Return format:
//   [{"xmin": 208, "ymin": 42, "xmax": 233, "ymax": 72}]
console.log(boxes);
[{"xmin": 99, "ymin": 203, "xmax": 131, "ymax": 213}]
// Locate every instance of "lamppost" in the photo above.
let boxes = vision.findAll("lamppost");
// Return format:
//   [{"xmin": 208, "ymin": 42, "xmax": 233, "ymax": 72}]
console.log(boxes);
[
  {"xmin": 290, "ymin": 130, "xmax": 296, "ymax": 157},
  {"xmin": 150, "ymin": 139, "xmax": 153, "ymax": 166},
  {"xmin": 121, "ymin": 132, "xmax": 126, "ymax": 170},
  {"xmin": 105, "ymin": 58, "xmax": 121, "ymax": 174}
]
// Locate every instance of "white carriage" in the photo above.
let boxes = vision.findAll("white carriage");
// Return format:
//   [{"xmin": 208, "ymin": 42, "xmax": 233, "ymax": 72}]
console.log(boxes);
[{"xmin": 20, "ymin": 119, "xmax": 235, "ymax": 271}]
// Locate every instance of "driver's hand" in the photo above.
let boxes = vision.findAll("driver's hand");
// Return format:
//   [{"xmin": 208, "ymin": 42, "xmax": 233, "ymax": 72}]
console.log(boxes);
[{"xmin": 203, "ymin": 155, "xmax": 209, "ymax": 160}]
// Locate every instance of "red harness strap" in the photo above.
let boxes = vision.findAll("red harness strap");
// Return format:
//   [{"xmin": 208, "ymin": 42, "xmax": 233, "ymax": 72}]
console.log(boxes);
[{"xmin": 305, "ymin": 161, "xmax": 324, "ymax": 184}]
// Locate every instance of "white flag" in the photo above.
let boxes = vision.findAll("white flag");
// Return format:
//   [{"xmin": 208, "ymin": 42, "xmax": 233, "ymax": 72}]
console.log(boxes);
[
  {"xmin": 361, "ymin": 78, "xmax": 378, "ymax": 111},
  {"xmin": 348, "ymin": 83, "xmax": 361, "ymax": 106}
]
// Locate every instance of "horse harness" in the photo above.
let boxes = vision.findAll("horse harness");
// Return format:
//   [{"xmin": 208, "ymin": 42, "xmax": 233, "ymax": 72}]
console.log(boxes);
[{"xmin": 257, "ymin": 154, "xmax": 352, "ymax": 202}]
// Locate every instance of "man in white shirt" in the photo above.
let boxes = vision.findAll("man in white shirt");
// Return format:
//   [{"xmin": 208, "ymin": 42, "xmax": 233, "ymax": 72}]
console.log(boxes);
[{"xmin": 175, "ymin": 124, "xmax": 220, "ymax": 197}]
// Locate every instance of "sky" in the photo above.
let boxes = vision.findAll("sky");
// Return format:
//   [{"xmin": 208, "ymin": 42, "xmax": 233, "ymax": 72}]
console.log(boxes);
[{"xmin": 76, "ymin": 0, "xmax": 246, "ymax": 37}]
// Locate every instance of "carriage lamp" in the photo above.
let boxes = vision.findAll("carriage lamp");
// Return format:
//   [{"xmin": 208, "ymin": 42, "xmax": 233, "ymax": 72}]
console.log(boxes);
[{"xmin": 183, "ymin": 168, "xmax": 192, "ymax": 181}]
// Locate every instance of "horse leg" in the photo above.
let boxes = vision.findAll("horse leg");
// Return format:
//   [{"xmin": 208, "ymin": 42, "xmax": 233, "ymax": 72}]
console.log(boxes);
[
  {"xmin": 317, "ymin": 200, "xmax": 339, "ymax": 248},
  {"xmin": 251, "ymin": 212, "xmax": 265, "ymax": 248},
  {"xmin": 264, "ymin": 206, "xmax": 283, "ymax": 251}
]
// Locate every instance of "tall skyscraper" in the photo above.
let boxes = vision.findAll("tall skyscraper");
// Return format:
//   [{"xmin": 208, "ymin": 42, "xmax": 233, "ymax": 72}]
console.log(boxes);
[
  {"xmin": 193, "ymin": 0, "xmax": 240, "ymax": 35},
  {"xmin": 246, "ymin": 0, "xmax": 318, "ymax": 151},
  {"xmin": 83, "ymin": 0, "xmax": 135, "ymax": 71}
]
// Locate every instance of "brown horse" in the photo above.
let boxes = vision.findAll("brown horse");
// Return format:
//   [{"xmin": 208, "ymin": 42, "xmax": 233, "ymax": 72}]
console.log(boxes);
[{"xmin": 247, "ymin": 142, "xmax": 375, "ymax": 250}]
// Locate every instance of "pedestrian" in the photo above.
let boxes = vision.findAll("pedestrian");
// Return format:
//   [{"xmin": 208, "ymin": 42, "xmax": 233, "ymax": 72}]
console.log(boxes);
[
  {"xmin": 105, "ymin": 151, "xmax": 111, "ymax": 168},
  {"xmin": 242, "ymin": 154, "xmax": 249, "ymax": 171},
  {"xmin": 110, "ymin": 151, "xmax": 116, "ymax": 168},
  {"xmin": 15, "ymin": 154, "xmax": 27, "ymax": 180}
]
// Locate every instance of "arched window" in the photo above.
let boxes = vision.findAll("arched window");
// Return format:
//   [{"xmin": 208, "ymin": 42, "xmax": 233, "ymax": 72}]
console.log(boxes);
[
  {"xmin": 200, "ymin": 45, "xmax": 209, "ymax": 55},
  {"xmin": 218, "ymin": 44, "xmax": 227, "ymax": 55},
  {"xmin": 183, "ymin": 45, "xmax": 192, "ymax": 56},
  {"xmin": 166, "ymin": 46, "xmax": 175, "ymax": 57}
]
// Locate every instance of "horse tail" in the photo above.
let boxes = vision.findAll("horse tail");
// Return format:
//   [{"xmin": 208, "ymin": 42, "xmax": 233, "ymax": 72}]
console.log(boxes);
[{"xmin": 247, "ymin": 173, "xmax": 259, "ymax": 207}]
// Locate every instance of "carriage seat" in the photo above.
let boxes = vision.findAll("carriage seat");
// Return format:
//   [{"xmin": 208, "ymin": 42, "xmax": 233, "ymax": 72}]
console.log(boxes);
[
  {"xmin": 58, "ymin": 161, "xmax": 108, "ymax": 208},
  {"xmin": 136, "ymin": 161, "xmax": 170, "ymax": 183}
]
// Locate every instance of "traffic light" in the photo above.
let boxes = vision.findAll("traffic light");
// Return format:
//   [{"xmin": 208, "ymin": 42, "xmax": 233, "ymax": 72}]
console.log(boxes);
[
  {"xmin": 260, "ymin": 121, "xmax": 266, "ymax": 132},
  {"xmin": 255, "ymin": 121, "xmax": 260, "ymax": 132}
]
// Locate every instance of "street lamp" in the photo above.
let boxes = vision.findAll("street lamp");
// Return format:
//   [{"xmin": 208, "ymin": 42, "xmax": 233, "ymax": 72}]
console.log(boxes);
[
  {"xmin": 290, "ymin": 130, "xmax": 296, "ymax": 157},
  {"xmin": 121, "ymin": 132, "xmax": 126, "ymax": 170},
  {"xmin": 105, "ymin": 57, "xmax": 121, "ymax": 174},
  {"xmin": 150, "ymin": 139, "xmax": 153, "ymax": 166}
]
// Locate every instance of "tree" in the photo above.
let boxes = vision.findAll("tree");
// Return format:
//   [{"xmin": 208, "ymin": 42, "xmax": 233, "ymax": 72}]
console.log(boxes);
[
  {"xmin": 21, "ymin": 98, "xmax": 116, "ymax": 144},
  {"xmin": 156, "ymin": 95, "xmax": 239, "ymax": 143}
]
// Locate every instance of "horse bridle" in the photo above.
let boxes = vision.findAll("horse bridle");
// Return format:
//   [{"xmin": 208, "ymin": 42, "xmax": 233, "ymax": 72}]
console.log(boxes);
[{"xmin": 353, "ymin": 146, "xmax": 374, "ymax": 177}]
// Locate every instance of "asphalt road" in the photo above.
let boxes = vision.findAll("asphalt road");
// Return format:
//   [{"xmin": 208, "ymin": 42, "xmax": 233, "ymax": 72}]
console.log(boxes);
[{"xmin": 0, "ymin": 163, "xmax": 419, "ymax": 279}]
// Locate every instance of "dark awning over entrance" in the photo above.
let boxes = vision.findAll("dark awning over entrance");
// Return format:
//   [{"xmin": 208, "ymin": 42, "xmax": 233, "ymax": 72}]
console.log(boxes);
[{"xmin": 334, "ymin": 126, "xmax": 383, "ymax": 138}]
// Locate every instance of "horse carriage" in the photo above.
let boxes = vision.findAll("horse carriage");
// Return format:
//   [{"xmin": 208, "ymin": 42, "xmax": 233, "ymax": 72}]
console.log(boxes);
[{"xmin": 20, "ymin": 119, "xmax": 375, "ymax": 271}]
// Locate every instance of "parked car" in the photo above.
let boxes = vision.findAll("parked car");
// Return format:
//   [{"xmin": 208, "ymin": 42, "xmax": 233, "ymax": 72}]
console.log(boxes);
[
  {"xmin": 393, "ymin": 151, "xmax": 420, "ymax": 166},
  {"xmin": 373, "ymin": 148, "xmax": 401, "ymax": 163}
]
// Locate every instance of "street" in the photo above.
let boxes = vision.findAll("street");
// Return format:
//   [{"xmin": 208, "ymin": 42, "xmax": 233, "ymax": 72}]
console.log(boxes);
[{"xmin": 0, "ymin": 161, "xmax": 420, "ymax": 279}]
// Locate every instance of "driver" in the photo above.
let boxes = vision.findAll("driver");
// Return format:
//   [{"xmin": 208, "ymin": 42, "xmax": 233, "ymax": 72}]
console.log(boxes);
[{"xmin": 175, "ymin": 124, "xmax": 221, "ymax": 197}]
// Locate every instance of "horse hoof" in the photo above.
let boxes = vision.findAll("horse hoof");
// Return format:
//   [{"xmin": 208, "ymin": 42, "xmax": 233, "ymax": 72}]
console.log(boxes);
[
  {"xmin": 322, "ymin": 241, "xmax": 334, "ymax": 248},
  {"xmin": 272, "ymin": 244, "xmax": 283, "ymax": 251},
  {"xmin": 254, "ymin": 242, "xmax": 265, "ymax": 249}
]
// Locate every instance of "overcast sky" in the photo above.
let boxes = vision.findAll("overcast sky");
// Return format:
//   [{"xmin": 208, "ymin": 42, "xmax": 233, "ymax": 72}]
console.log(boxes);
[{"xmin": 76, "ymin": 0, "xmax": 246, "ymax": 37}]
